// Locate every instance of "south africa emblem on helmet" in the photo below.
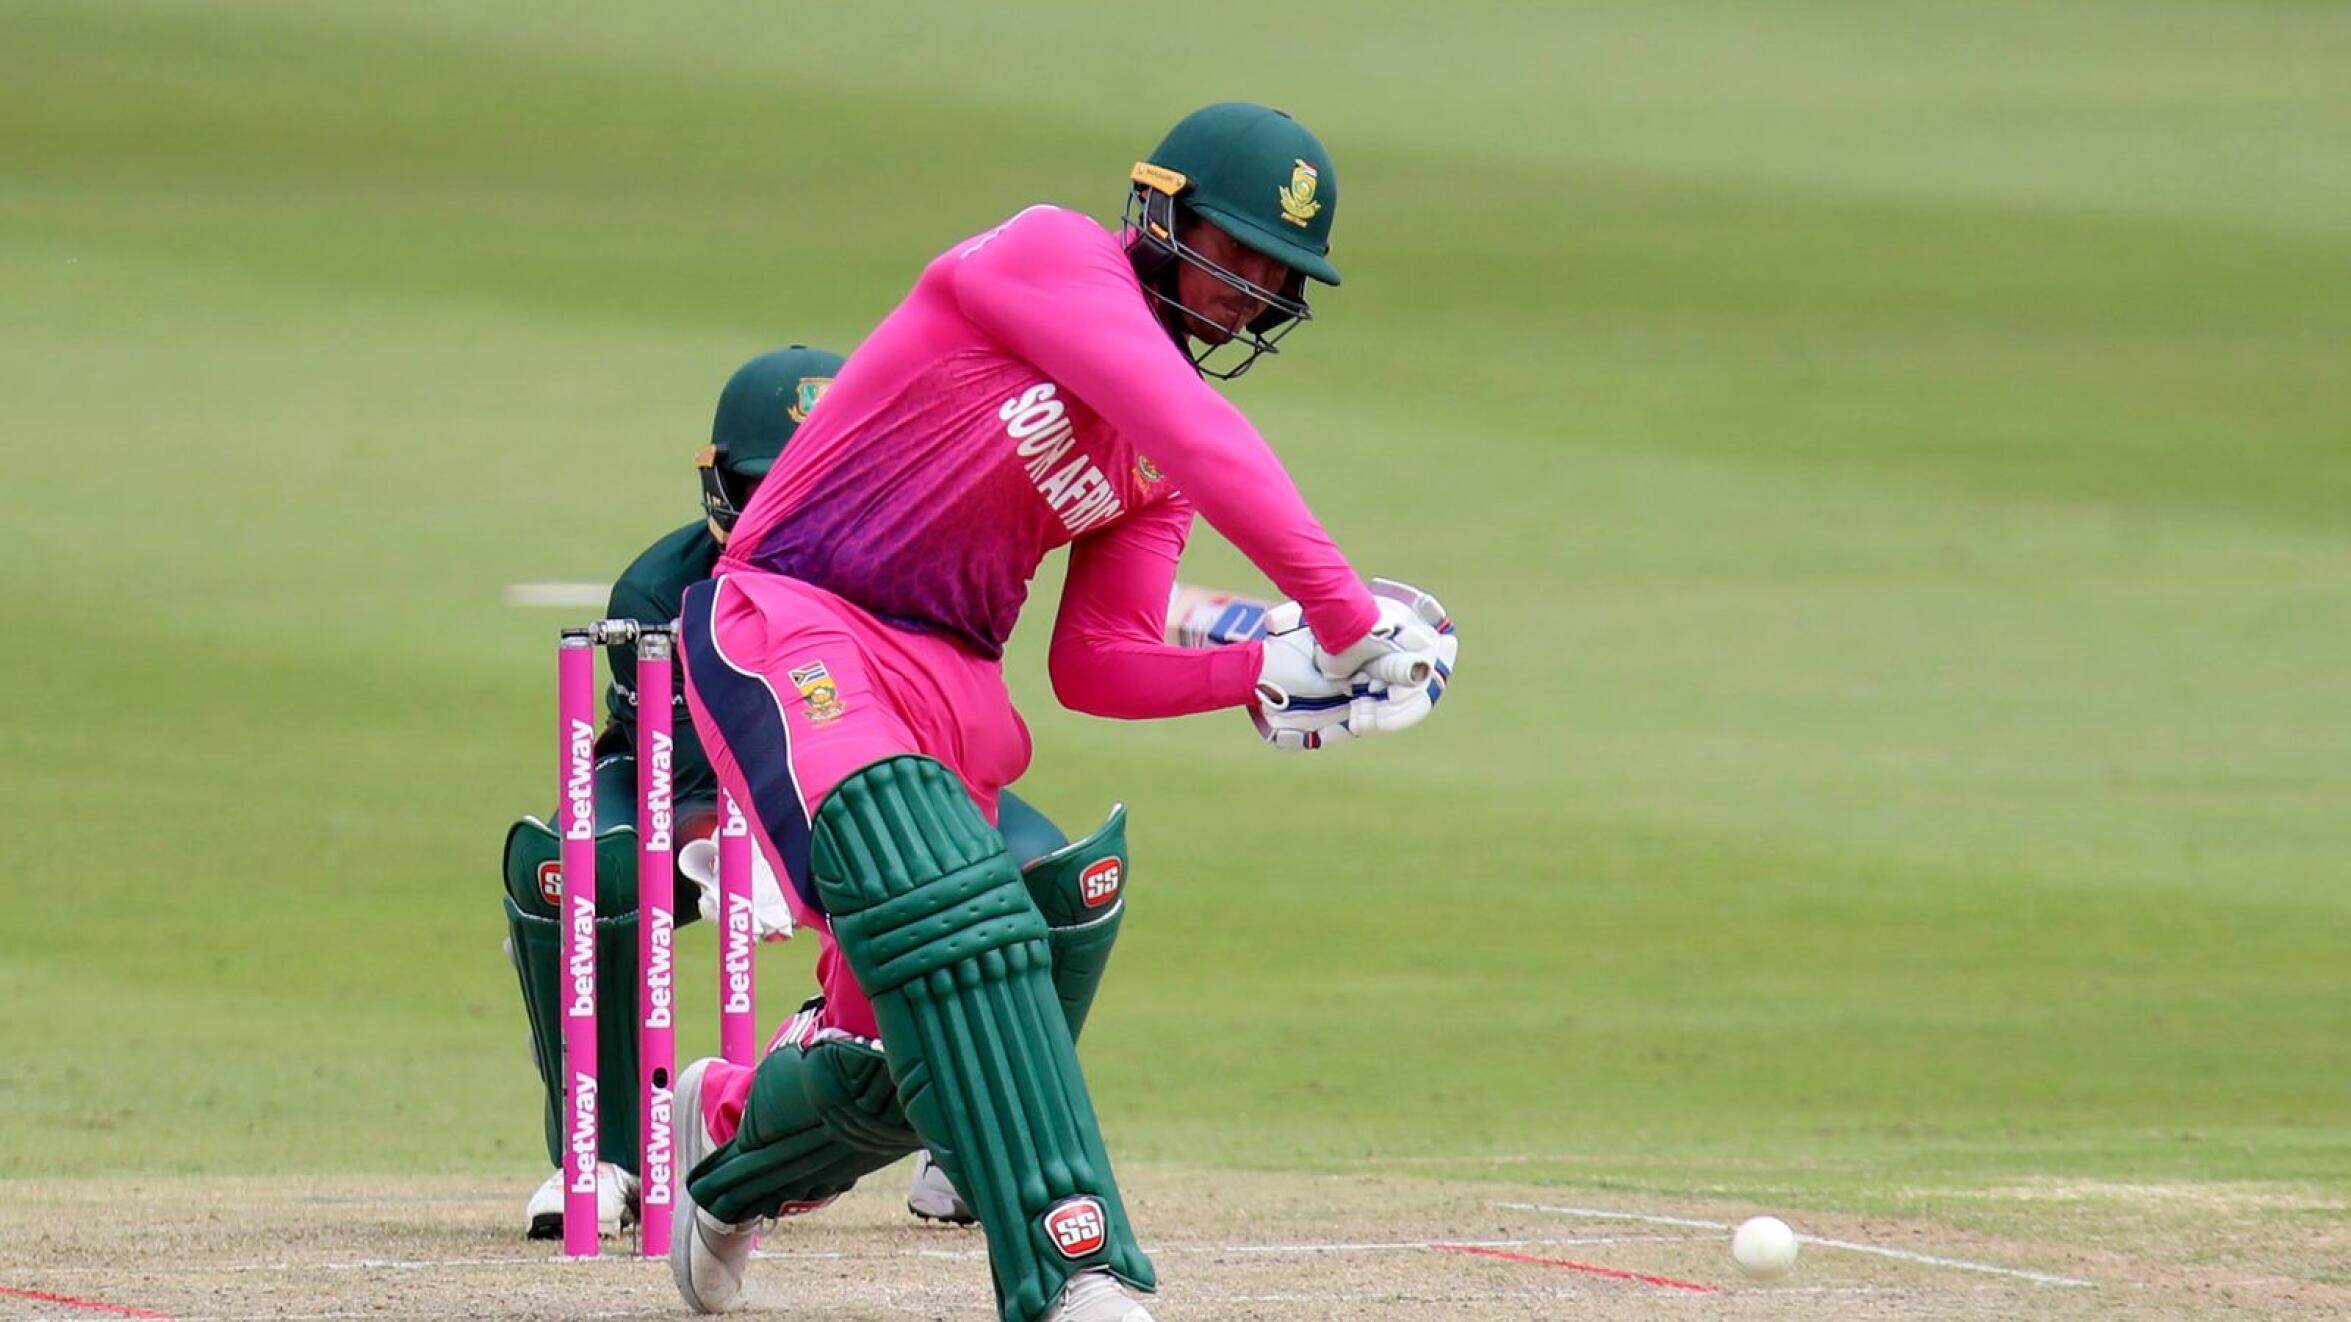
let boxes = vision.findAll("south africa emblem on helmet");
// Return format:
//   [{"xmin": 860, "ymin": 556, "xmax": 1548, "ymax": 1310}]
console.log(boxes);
[
  {"xmin": 787, "ymin": 377, "xmax": 834, "ymax": 423},
  {"xmin": 1277, "ymin": 159, "xmax": 1322, "ymax": 228}
]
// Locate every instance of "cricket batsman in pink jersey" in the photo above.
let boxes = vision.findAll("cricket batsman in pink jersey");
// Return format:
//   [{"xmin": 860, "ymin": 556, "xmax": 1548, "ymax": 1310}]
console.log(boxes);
[{"xmin": 669, "ymin": 103, "xmax": 1457, "ymax": 1322}]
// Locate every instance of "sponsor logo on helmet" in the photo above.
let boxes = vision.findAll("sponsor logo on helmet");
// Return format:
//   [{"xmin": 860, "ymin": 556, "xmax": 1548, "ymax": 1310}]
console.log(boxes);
[
  {"xmin": 789, "ymin": 660, "xmax": 845, "ymax": 723},
  {"xmin": 1130, "ymin": 161, "xmax": 1188, "ymax": 196},
  {"xmin": 1044, "ymin": 1196, "xmax": 1109, "ymax": 1258},
  {"xmin": 1277, "ymin": 159, "xmax": 1322, "ymax": 228},
  {"xmin": 788, "ymin": 377, "xmax": 833, "ymax": 423},
  {"xmin": 1080, "ymin": 857, "xmax": 1124, "ymax": 909},
  {"xmin": 537, "ymin": 860, "xmax": 562, "ymax": 905}
]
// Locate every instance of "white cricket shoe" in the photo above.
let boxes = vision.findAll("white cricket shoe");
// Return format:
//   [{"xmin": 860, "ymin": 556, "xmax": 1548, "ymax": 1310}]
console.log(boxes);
[
  {"xmin": 670, "ymin": 1058, "xmax": 757, "ymax": 1313},
  {"xmin": 523, "ymin": 1162, "xmax": 638, "ymax": 1240},
  {"xmin": 905, "ymin": 1150, "xmax": 976, "ymax": 1225},
  {"xmin": 1044, "ymin": 1268, "xmax": 1156, "ymax": 1322}
]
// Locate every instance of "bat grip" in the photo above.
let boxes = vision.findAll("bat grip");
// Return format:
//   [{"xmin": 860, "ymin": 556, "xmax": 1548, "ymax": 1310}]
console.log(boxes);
[{"xmin": 1361, "ymin": 653, "xmax": 1432, "ymax": 686}]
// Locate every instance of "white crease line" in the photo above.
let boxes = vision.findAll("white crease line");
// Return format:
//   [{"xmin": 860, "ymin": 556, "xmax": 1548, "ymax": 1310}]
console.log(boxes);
[
  {"xmin": 1790, "ymin": 1233, "xmax": 2095, "ymax": 1290},
  {"xmin": 321, "ymin": 1256, "xmax": 585, "ymax": 1271},
  {"xmin": 1498, "ymin": 1202, "xmax": 1727, "ymax": 1231},
  {"xmin": 1499, "ymin": 1202, "xmax": 2096, "ymax": 1288},
  {"xmin": 1183, "ymin": 1285, "xmax": 1741, "ymax": 1304},
  {"xmin": 504, "ymin": 582, "xmax": 610, "ymax": 608},
  {"xmin": 889, "ymin": 1288, "xmax": 1717, "ymax": 1314},
  {"xmin": 754, "ymin": 1234, "xmax": 1660, "ymax": 1264},
  {"xmin": 1196, "ymin": 1235, "xmax": 1658, "ymax": 1255},
  {"xmin": 29, "ymin": 1235, "xmax": 1665, "ymax": 1276},
  {"xmin": 156, "ymin": 1313, "xmax": 661, "ymax": 1322}
]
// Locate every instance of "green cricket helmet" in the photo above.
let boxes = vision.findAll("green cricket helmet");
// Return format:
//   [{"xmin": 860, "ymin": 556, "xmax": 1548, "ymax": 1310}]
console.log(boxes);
[
  {"xmin": 695, "ymin": 345, "xmax": 844, "ymax": 540},
  {"xmin": 1126, "ymin": 102, "xmax": 1340, "ymax": 379}
]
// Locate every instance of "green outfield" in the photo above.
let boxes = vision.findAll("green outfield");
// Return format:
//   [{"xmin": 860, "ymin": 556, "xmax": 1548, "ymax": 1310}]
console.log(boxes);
[{"xmin": 3, "ymin": 0, "xmax": 2346, "ymax": 1253}]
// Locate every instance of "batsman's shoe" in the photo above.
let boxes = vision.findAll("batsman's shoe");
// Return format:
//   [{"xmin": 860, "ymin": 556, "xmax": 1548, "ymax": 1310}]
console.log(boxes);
[
  {"xmin": 905, "ymin": 1150, "xmax": 975, "ymax": 1225},
  {"xmin": 1044, "ymin": 1269, "xmax": 1157, "ymax": 1322},
  {"xmin": 670, "ymin": 1058, "xmax": 756, "ymax": 1313},
  {"xmin": 523, "ymin": 1163, "xmax": 638, "ymax": 1241}
]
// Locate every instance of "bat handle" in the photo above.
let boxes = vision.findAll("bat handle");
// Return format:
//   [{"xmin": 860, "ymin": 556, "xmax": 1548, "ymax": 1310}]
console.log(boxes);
[{"xmin": 1362, "ymin": 653, "xmax": 1432, "ymax": 687}]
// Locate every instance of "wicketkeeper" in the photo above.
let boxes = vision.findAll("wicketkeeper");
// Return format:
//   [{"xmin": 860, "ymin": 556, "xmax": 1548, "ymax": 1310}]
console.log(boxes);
[{"xmin": 667, "ymin": 102, "xmax": 1457, "ymax": 1322}]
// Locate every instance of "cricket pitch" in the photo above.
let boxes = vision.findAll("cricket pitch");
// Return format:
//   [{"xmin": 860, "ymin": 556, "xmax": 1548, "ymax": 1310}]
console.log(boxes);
[{"xmin": 4, "ymin": 1166, "xmax": 2342, "ymax": 1320}]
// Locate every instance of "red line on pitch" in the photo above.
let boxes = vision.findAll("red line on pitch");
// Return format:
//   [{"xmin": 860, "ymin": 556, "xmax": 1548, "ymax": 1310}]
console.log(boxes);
[
  {"xmin": 1432, "ymin": 1243, "xmax": 1719, "ymax": 1293},
  {"xmin": 0, "ymin": 1286, "xmax": 174, "ymax": 1318}
]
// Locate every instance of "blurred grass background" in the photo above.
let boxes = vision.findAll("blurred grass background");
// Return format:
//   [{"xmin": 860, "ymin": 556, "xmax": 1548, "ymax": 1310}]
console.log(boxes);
[{"xmin": 1, "ymin": 0, "xmax": 2345, "ymax": 1211}]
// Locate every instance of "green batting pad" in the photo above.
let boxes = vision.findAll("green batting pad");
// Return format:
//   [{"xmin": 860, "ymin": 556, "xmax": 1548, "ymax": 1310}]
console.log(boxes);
[
  {"xmin": 812, "ymin": 756, "xmax": 1153, "ymax": 1322},
  {"xmin": 678, "ymin": 806, "xmax": 1126, "ymax": 1230},
  {"xmin": 684, "ymin": 1030, "xmax": 917, "ymax": 1225},
  {"xmin": 503, "ymin": 817, "xmax": 643, "ymax": 1171}
]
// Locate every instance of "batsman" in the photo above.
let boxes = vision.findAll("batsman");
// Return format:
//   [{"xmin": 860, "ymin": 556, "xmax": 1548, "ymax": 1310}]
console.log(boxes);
[
  {"xmin": 669, "ymin": 102, "xmax": 1457, "ymax": 1321},
  {"xmin": 501, "ymin": 346, "xmax": 1270, "ymax": 1240}
]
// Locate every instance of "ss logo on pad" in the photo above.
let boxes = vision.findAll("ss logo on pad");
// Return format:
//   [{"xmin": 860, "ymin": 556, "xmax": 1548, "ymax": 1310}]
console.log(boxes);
[
  {"xmin": 1079, "ymin": 859, "xmax": 1123, "ymax": 909},
  {"xmin": 1045, "ymin": 1197, "xmax": 1107, "ymax": 1258}
]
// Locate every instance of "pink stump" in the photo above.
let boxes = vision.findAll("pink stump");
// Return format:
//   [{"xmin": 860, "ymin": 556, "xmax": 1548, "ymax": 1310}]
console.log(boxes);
[
  {"xmin": 634, "ymin": 630, "xmax": 676, "ymax": 1257},
  {"xmin": 718, "ymin": 791, "xmax": 756, "ymax": 1066},
  {"xmin": 557, "ymin": 633, "xmax": 600, "ymax": 1258}
]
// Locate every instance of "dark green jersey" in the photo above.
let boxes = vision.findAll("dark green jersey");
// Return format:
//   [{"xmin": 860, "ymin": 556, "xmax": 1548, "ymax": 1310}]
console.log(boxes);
[{"xmin": 604, "ymin": 520, "xmax": 723, "ymax": 802}]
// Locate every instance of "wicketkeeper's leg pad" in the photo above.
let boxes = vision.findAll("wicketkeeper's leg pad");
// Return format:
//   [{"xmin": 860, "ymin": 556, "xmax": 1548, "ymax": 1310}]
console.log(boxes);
[
  {"xmin": 683, "ymin": 1025, "xmax": 917, "ymax": 1225},
  {"xmin": 995, "ymin": 788, "xmax": 1069, "ymax": 868},
  {"xmin": 813, "ymin": 756, "xmax": 1153, "ymax": 1322},
  {"xmin": 1020, "ymin": 805, "xmax": 1129, "ymax": 1043},
  {"xmin": 503, "ymin": 814, "xmax": 643, "ymax": 1172}
]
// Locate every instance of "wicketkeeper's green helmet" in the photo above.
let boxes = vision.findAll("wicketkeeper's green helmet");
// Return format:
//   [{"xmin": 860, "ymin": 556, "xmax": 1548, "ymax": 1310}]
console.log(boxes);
[
  {"xmin": 696, "ymin": 345, "xmax": 845, "ymax": 539},
  {"xmin": 1126, "ymin": 102, "xmax": 1339, "ymax": 379}
]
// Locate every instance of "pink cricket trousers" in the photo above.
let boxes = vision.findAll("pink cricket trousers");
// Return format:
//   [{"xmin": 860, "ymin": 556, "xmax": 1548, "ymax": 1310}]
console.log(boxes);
[{"xmin": 678, "ymin": 571, "xmax": 1033, "ymax": 1140}]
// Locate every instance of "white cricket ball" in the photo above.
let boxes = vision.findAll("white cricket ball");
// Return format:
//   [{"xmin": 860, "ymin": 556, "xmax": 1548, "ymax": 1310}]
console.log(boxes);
[{"xmin": 1731, "ymin": 1215, "xmax": 1800, "ymax": 1280}]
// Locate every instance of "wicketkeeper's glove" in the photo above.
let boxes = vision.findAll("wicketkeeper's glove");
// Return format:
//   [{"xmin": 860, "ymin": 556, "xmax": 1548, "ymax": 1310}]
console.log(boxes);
[{"xmin": 678, "ymin": 830, "xmax": 796, "ymax": 940}]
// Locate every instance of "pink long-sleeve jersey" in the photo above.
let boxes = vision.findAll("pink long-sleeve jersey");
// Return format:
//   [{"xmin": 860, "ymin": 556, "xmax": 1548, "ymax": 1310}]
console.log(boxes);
[{"xmin": 719, "ymin": 204, "xmax": 1378, "ymax": 719}]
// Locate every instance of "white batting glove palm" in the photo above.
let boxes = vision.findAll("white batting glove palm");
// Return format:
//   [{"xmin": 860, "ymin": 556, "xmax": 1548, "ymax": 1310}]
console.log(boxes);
[{"xmin": 1252, "ymin": 604, "xmax": 1372, "ymax": 751}]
